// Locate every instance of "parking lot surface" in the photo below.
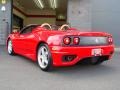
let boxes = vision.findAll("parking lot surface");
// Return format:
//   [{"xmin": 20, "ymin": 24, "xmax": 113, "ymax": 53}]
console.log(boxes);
[{"xmin": 0, "ymin": 46, "xmax": 120, "ymax": 90}]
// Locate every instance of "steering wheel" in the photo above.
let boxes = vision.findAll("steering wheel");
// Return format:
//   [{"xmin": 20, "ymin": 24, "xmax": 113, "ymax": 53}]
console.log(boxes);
[
  {"xmin": 58, "ymin": 24, "xmax": 70, "ymax": 31},
  {"xmin": 41, "ymin": 23, "xmax": 52, "ymax": 30}
]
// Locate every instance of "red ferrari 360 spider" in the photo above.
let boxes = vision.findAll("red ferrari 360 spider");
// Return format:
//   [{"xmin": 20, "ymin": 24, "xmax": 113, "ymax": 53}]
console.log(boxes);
[{"xmin": 7, "ymin": 23, "xmax": 114, "ymax": 71}]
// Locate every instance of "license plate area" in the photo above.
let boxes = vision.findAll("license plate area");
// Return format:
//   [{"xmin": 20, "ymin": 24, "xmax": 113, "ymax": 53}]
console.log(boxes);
[{"xmin": 92, "ymin": 48, "xmax": 102, "ymax": 56}]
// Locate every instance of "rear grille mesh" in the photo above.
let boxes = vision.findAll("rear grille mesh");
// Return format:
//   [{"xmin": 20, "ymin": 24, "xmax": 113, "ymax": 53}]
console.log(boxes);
[{"xmin": 80, "ymin": 36, "xmax": 108, "ymax": 46}]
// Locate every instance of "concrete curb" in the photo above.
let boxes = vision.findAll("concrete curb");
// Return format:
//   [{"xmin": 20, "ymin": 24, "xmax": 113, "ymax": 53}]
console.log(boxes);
[{"xmin": 115, "ymin": 48, "xmax": 120, "ymax": 52}]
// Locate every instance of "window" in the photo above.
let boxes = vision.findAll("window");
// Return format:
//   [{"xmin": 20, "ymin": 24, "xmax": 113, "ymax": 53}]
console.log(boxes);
[
  {"xmin": 20, "ymin": 25, "xmax": 38, "ymax": 34},
  {"xmin": 13, "ymin": 14, "xmax": 23, "ymax": 29}
]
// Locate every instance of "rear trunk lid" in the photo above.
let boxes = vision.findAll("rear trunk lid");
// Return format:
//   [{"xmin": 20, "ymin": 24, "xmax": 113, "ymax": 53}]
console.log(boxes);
[
  {"xmin": 64, "ymin": 30, "xmax": 111, "ymax": 37},
  {"xmin": 60, "ymin": 30, "xmax": 111, "ymax": 46}
]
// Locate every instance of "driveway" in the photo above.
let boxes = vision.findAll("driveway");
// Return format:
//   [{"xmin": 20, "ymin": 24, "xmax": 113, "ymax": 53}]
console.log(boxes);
[{"xmin": 0, "ymin": 46, "xmax": 120, "ymax": 90}]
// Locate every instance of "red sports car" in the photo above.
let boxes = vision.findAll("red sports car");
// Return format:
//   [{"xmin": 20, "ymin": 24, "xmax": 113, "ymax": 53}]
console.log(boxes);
[{"xmin": 7, "ymin": 23, "xmax": 114, "ymax": 71}]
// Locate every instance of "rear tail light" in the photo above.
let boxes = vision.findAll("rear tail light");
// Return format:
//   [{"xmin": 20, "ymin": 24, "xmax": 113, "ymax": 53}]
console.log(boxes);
[
  {"xmin": 108, "ymin": 37, "xmax": 113, "ymax": 44},
  {"xmin": 73, "ymin": 37, "xmax": 80, "ymax": 45},
  {"xmin": 63, "ymin": 37, "xmax": 71, "ymax": 45}
]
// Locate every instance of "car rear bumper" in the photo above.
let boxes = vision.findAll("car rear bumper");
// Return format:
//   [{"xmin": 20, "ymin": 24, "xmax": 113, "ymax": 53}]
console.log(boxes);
[{"xmin": 50, "ymin": 45, "xmax": 114, "ymax": 66}]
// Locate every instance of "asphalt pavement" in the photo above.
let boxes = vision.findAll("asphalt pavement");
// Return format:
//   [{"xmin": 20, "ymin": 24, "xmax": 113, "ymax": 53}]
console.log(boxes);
[{"xmin": 0, "ymin": 46, "xmax": 120, "ymax": 90}]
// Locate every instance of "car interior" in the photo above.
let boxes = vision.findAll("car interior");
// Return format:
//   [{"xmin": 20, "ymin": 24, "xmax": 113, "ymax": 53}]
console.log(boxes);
[{"xmin": 19, "ymin": 23, "xmax": 72, "ymax": 34}]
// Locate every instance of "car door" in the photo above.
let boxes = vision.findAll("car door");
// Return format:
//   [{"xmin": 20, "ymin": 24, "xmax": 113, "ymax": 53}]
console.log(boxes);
[{"xmin": 14, "ymin": 25, "xmax": 38, "ymax": 55}]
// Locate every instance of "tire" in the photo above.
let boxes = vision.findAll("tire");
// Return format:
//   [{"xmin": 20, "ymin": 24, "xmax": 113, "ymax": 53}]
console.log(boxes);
[
  {"xmin": 37, "ymin": 43, "xmax": 53, "ymax": 71},
  {"xmin": 7, "ymin": 39, "xmax": 15, "ymax": 55},
  {"xmin": 90, "ymin": 57, "xmax": 104, "ymax": 65}
]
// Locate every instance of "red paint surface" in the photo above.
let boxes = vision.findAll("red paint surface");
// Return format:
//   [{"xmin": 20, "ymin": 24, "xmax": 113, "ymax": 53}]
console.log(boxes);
[{"xmin": 7, "ymin": 26, "xmax": 114, "ymax": 66}]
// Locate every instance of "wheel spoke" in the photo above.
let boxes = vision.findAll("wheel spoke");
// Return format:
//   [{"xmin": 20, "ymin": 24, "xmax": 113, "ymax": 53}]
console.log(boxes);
[
  {"xmin": 8, "ymin": 40, "xmax": 12, "ymax": 54},
  {"xmin": 44, "ymin": 57, "xmax": 48, "ymax": 64},
  {"xmin": 41, "ymin": 55, "xmax": 48, "ymax": 64},
  {"xmin": 41, "ymin": 47, "xmax": 45, "ymax": 55},
  {"xmin": 38, "ymin": 46, "xmax": 49, "ymax": 69},
  {"xmin": 41, "ymin": 57, "xmax": 45, "ymax": 65},
  {"xmin": 45, "ymin": 51, "xmax": 48, "ymax": 56}
]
